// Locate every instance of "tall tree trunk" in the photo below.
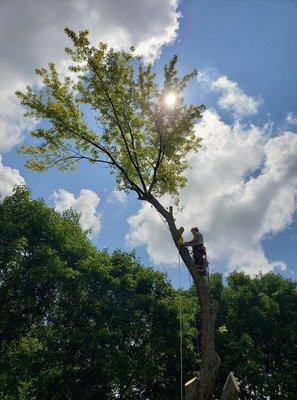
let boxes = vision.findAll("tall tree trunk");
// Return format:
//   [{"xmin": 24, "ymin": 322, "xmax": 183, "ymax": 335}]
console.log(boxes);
[{"xmin": 144, "ymin": 194, "xmax": 221, "ymax": 400}]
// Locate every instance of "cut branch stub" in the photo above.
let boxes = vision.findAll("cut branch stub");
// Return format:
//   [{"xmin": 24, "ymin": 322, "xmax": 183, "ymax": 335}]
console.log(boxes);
[
  {"xmin": 185, "ymin": 376, "xmax": 199, "ymax": 400},
  {"xmin": 220, "ymin": 372, "xmax": 240, "ymax": 400}
]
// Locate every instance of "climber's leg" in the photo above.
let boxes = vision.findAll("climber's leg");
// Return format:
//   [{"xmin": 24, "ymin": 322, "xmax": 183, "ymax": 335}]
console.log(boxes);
[{"xmin": 193, "ymin": 246, "xmax": 204, "ymax": 266}]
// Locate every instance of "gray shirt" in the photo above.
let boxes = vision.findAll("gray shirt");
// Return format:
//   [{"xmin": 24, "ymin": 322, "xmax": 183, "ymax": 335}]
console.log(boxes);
[{"xmin": 191, "ymin": 231, "xmax": 204, "ymax": 246}]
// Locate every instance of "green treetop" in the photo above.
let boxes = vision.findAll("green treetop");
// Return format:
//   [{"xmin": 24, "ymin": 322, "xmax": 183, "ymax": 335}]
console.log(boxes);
[{"xmin": 16, "ymin": 28, "xmax": 204, "ymax": 202}]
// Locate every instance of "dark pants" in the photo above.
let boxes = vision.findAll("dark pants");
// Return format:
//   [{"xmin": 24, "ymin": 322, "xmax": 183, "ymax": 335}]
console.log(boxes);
[{"xmin": 193, "ymin": 244, "xmax": 204, "ymax": 266}]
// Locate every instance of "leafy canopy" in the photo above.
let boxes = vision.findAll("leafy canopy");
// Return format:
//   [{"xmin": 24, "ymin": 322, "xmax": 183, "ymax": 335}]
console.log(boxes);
[
  {"xmin": 16, "ymin": 28, "xmax": 204, "ymax": 201},
  {"xmin": 0, "ymin": 187, "xmax": 198, "ymax": 400},
  {"xmin": 188, "ymin": 272, "xmax": 297, "ymax": 400}
]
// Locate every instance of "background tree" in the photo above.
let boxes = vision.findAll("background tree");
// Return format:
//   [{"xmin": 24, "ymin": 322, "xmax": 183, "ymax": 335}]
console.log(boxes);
[
  {"xmin": 16, "ymin": 28, "xmax": 219, "ymax": 399},
  {"xmin": 0, "ymin": 188, "xmax": 197, "ymax": 400},
  {"xmin": 188, "ymin": 272, "xmax": 297, "ymax": 400},
  {"xmin": 2, "ymin": 190, "xmax": 295, "ymax": 400}
]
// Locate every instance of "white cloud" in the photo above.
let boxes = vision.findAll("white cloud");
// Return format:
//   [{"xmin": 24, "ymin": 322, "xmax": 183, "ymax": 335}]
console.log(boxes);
[
  {"xmin": 0, "ymin": 0, "xmax": 180, "ymax": 152},
  {"xmin": 108, "ymin": 189, "xmax": 128, "ymax": 205},
  {"xmin": 0, "ymin": 87, "xmax": 36, "ymax": 153},
  {"xmin": 211, "ymin": 75, "xmax": 262, "ymax": 117},
  {"xmin": 0, "ymin": 156, "xmax": 25, "ymax": 199},
  {"xmin": 127, "ymin": 110, "xmax": 297, "ymax": 275},
  {"xmin": 52, "ymin": 188, "xmax": 101, "ymax": 235},
  {"xmin": 127, "ymin": 202, "xmax": 173, "ymax": 264},
  {"xmin": 286, "ymin": 112, "xmax": 297, "ymax": 125}
]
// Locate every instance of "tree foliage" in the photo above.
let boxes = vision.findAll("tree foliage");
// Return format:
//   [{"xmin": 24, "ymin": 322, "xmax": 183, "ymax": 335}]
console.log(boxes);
[
  {"xmin": 16, "ymin": 28, "xmax": 204, "ymax": 202},
  {"xmin": 1, "ymin": 189, "xmax": 296, "ymax": 399},
  {"xmin": 189, "ymin": 272, "xmax": 297, "ymax": 399},
  {"xmin": 0, "ymin": 188, "xmax": 197, "ymax": 400}
]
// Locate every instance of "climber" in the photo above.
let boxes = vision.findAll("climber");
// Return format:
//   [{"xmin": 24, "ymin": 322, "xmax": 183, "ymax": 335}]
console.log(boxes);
[
  {"xmin": 177, "ymin": 226, "xmax": 185, "ymax": 247},
  {"xmin": 185, "ymin": 227, "xmax": 208, "ymax": 273}
]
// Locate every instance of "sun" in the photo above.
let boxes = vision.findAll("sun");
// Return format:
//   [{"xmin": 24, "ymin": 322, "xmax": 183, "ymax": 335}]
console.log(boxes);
[{"xmin": 164, "ymin": 92, "xmax": 176, "ymax": 107}]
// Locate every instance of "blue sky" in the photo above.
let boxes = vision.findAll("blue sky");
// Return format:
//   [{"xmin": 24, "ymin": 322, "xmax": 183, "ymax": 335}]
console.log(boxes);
[{"xmin": 1, "ymin": 0, "xmax": 296, "ymax": 288}]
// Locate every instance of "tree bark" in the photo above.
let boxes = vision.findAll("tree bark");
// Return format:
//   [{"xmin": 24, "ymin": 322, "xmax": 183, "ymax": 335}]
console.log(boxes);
[{"xmin": 144, "ymin": 193, "xmax": 221, "ymax": 400}]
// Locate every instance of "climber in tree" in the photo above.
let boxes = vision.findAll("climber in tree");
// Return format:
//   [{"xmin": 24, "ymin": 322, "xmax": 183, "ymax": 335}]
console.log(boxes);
[{"xmin": 185, "ymin": 227, "xmax": 207, "ymax": 272}]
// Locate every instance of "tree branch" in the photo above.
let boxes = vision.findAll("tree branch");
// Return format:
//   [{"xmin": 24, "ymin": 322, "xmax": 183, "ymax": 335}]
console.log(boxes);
[
  {"xmin": 148, "ymin": 116, "xmax": 164, "ymax": 192},
  {"xmin": 87, "ymin": 59, "xmax": 148, "ymax": 193},
  {"xmin": 57, "ymin": 114, "xmax": 145, "ymax": 198}
]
